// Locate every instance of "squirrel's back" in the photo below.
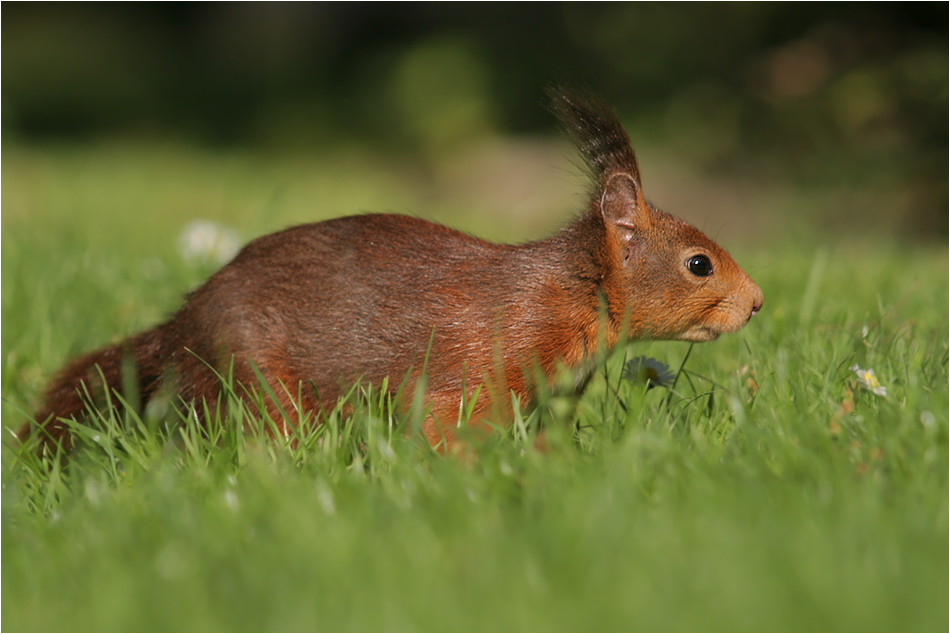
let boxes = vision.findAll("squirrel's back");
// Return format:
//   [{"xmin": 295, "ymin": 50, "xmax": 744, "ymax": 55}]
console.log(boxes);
[{"xmin": 182, "ymin": 213, "xmax": 609, "ymax": 417}]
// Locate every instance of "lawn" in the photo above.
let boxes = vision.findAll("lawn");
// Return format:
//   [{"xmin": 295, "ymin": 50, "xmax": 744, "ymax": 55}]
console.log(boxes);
[{"xmin": 2, "ymin": 142, "xmax": 947, "ymax": 632}]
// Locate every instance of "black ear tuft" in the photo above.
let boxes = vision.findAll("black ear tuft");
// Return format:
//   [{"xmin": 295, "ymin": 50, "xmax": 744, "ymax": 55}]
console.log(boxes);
[{"xmin": 546, "ymin": 85, "xmax": 640, "ymax": 184}]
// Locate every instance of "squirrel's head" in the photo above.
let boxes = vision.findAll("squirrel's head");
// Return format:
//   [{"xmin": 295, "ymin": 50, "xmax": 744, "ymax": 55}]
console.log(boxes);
[
  {"xmin": 598, "ymin": 172, "xmax": 763, "ymax": 342},
  {"xmin": 549, "ymin": 87, "xmax": 763, "ymax": 343}
]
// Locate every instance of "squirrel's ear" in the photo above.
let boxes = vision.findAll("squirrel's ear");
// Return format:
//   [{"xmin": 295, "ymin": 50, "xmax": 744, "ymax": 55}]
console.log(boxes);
[{"xmin": 598, "ymin": 172, "xmax": 649, "ymax": 240}]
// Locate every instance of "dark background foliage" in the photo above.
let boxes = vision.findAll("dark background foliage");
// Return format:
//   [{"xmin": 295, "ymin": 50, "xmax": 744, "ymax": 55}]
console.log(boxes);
[{"xmin": 3, "ymin": 2, "xmax": 947, "ymax": 239}]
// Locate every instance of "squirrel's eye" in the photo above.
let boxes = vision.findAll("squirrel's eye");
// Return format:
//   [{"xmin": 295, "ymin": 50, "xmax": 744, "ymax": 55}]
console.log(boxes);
[{"xmin": 686, "ymin": 254, "xmax": 713, "ymax": 277}]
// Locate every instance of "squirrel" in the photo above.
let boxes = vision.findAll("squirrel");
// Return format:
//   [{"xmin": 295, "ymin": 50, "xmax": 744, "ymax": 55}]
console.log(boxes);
[{"xmin": 19, "ymin": 88, "xmax": 763, "ymax": 454}]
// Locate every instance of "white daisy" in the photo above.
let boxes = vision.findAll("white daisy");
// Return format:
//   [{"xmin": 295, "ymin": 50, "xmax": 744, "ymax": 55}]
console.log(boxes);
[{"xmin": 849, "ymin": 364, "xmax": 887, "ymax": 397}]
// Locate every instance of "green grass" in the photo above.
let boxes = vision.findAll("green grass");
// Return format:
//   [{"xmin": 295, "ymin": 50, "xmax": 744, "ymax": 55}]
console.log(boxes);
[{"xmin": 3, "ymin": 143, "xmax": 948, "ymax": 632}]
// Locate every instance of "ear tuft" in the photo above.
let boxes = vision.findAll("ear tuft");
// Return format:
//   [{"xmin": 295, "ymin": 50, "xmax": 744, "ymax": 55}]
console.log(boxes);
[{"xmin": 546, "ymin": 86, "xmax": 641, "ymax": 184}]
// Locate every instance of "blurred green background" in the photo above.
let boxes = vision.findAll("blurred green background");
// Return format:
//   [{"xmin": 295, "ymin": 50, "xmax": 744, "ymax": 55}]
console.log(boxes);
[{"xmin": 3, "ymin": 2, "xmax": 947, "ymax": 244}]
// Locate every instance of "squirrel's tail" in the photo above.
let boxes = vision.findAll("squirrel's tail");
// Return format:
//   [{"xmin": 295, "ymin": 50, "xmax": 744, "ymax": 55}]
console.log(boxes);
[{"xmin": 20, "ymin": 325, "xmax": 169, "ymax": 454}]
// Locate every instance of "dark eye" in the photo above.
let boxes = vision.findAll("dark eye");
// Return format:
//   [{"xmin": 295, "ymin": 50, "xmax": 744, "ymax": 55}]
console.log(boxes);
[{"xmin": 686, "ymin": 254, "xmax": 713, "ymax": 277}]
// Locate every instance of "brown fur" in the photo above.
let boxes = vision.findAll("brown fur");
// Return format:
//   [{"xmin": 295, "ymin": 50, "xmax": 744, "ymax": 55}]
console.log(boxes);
[{"xmin": 20, "ymin": 89, "xmax": 763, "ymax": 455}]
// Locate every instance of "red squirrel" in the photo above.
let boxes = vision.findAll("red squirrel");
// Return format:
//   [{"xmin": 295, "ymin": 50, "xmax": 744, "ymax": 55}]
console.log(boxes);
[{"xmin": 21, "ymin": 89, "xmax": 763, "ymax": 454}]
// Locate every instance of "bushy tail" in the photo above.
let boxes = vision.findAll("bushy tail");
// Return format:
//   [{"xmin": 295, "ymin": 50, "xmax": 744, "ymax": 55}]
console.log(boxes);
[{"xmin": 20, "ymin": 325, "xmax": 168, "ymax": 454}]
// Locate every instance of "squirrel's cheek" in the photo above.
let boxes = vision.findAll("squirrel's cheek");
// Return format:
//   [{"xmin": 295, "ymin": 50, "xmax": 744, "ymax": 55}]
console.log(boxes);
[{"xmin": 621, "ymin": 237, "xmax": 651, "ymax": 268}]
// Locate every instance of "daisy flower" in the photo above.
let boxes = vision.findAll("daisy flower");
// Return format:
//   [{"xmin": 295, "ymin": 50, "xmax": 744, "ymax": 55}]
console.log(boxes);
[
  {"xmin": 624, "ymin": 356, "xmax": 675, "ymax": 389},
  {"xmin": 849, "ymin": 364, "xmax": 887, "ymax": 397}
]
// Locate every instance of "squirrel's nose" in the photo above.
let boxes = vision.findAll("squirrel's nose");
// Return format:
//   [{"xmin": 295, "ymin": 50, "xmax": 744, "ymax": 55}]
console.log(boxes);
[{"xmin": 748, "ymin": 283, "xmax": 764, "ymax": 317}]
